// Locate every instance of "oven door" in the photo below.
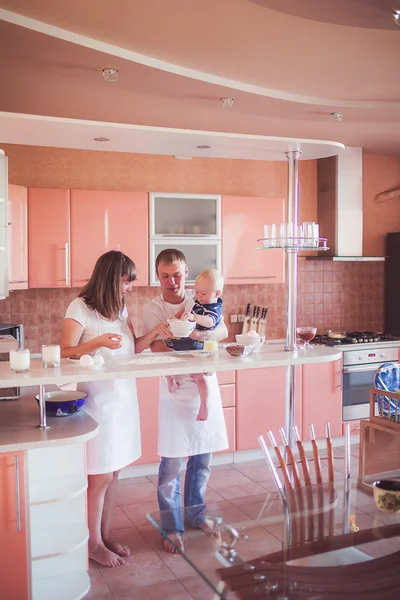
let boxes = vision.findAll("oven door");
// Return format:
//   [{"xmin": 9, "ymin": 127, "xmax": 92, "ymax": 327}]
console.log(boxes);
[{"xmin": 342, "ymin": 362, "xmax": 395, "ymax": 421}]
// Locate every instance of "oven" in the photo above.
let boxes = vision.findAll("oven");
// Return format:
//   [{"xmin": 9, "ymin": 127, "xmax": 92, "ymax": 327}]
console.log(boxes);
[
  {"xmin": 0, "ymin": 323, "xmax": 24, "ymax": 348},
  {"xmin": 342, "ymin": 346, "xmax": 399, "ymax": 421}
]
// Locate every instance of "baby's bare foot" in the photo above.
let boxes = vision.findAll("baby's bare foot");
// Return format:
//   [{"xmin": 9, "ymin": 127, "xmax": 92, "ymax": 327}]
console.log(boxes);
[{"xmin": 89, "ymin": 543, "xmax": 125, "ymax": 567}]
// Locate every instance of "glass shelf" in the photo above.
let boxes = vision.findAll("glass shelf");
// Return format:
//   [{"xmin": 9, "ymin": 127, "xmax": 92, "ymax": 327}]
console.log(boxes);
[{"xmin": 256, "ymin": 237, "xmax": 329, "ymax": 251}]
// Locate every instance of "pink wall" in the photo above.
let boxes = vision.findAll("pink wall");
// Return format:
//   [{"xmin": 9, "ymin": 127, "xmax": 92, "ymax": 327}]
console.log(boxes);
[{"xmin": 0, "ymin": 144, "xmax": 386, "ymax": 351}]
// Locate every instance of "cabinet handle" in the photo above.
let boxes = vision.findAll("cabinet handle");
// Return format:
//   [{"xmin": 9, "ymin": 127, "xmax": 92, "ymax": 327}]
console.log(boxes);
[
  {"xmin": 9, "ymin": 280, "xmax": 28, "ymax": 284},
  {"xmin": 14, "ymin": 455, "xmax": 21, "ymax": 532},
  {"xmin": 65, "ymin": 242, "xmax": 70, "ymax": 286}
]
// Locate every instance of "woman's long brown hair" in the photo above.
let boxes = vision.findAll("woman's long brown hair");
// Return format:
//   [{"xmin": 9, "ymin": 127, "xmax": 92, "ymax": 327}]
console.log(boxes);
[{"xmin": 79, "ymin": 251, "xmax": 136, "ymax": 320}]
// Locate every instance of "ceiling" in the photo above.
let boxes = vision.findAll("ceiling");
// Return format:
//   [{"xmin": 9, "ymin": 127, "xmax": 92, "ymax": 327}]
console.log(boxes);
[{"xmin": 0, "ymin": 0, "xmax": 399, "ymax": 156}]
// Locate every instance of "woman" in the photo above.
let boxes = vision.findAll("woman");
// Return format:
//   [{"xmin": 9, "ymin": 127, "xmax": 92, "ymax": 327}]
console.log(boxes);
[{"xmin": 61, "ymin": 250, "xmax": 170, "ymax": 568}]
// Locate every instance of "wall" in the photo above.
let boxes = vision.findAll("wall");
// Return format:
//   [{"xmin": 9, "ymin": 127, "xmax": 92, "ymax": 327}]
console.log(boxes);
[{"xmin": 0, "ymin": 144, "xmax": 386, "ymax": 351}]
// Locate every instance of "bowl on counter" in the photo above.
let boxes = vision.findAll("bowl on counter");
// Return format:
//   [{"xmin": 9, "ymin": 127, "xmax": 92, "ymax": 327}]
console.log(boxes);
[
  {"xmin": 236, "ymin": 333, "xmax": 266, "ymax": 352},
  {"xmin": 168, "ymin": 319, "xmax": 196, "ymax": 338},
  {"xmin": 225, "ymin": 343, "xmax": 254, "ymax": 357},
  {"xmin": 35, "ymin": 390, "xmax": 88, "ymax": 417}
]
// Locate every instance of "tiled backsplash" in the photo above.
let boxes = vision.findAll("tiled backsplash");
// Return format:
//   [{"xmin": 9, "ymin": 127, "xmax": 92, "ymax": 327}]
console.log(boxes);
[{"xmin": 0, "ymin": 261, "xmax": 384, "ymax": 352}]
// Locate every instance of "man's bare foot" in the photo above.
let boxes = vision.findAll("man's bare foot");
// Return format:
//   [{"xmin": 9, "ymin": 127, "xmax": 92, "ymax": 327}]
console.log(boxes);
[
  {"xmin": 199, "ymin": 518, "xmax": 221, "ymax": 544},
  {"xmin": 89, "ymin": 543, "xmax": 125, "ymax": 567},
  {"xmin": 104, "ymin": 538, "xmax": 131, "ymax": 557},
  {"xmin": 162, "ymin": 532, "xmax": 184, "ymax": 554}
]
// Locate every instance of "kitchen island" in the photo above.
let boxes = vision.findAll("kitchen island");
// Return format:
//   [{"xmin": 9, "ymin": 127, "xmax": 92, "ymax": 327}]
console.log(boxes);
[{"xmin": 0, "ymin": 344, "xmax": 341, "ymax": 600}]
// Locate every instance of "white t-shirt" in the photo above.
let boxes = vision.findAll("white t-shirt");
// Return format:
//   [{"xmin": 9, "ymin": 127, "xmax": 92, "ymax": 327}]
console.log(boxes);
[
  {"xmin": 65, "ymin": 298, "xmax": 128, "ymax": 345},
  {"xmin": 142, "ymin": 291, "xmax": 195, "ymax": 338}
]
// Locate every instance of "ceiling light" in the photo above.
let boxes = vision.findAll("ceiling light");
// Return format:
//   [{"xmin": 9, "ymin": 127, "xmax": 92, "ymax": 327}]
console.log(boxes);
[
  {"xmin": 330, "ymin": 112, "xmax": 343, "ymax": 122},
  {"xmin": 220, "ymin": 97, "xmax": 234, "ymax": 109},
  {"xmin": 196, "ymin": 145, "xmax": 211, "ymax": 149},
  {"xmin": 102, "ymin": 68, "xmax": 119, "ymax": 82},
  {"xmin": 393, "ymin": 10, "xmax": 400, "ymax": 25},
  {"xmin": 93, "ymin": 137, "xmax": 110, "ymax": 142}
]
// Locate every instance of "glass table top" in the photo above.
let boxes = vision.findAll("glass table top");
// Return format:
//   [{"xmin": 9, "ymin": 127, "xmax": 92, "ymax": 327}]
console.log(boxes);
[{"xmin": 147, "ymin": 472, "xmax": 400, "ymax": 599}]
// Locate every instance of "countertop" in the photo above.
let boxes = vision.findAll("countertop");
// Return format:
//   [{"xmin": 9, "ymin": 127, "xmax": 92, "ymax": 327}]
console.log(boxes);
[
  {"xmin": 0, "ymin": 344, "xmax": 342, "ymax": 388},
  {"xmin": 0, "ymin": 387, "xmax": 99, "ymax": 452}
]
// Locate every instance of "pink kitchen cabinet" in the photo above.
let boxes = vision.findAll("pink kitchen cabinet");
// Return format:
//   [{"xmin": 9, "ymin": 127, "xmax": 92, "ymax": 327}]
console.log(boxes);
[
  {"xmin": 219, "ymin": 383, "xmax": 236, "ymax": 408},
  {"xmin": 134, "ymin": 377, "xmax": 161, "ymax": 465},
  {"xmin": 0, "ymin": 451, "xmax": 29, "ymax": 599},
  {"xmin": 70, "ymin": 190, "xmax": 148, "ymax": 287},
  {"xmin": 236, "ymin": 366, "xmax": 302, "ymax": 451},
  {"xmin": 8, "ymin": 184, "xmax": 28, "ymax": 290},
  {"xmin": 221, "ymin": 195, "xmax": 285, "ymax": 284},
  {"xmin": 302, "ymin": 359, "xmax": 343, "ymax": 440},
  {"xmin": 28, "ymin": 188, "xmax": 71, "ymax": 288}
]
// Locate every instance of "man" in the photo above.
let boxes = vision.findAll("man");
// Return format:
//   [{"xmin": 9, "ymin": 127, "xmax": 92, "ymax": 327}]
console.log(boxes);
[{"xmin": 142, "ymin": 249, "xmax": 228, "ymax": 552}]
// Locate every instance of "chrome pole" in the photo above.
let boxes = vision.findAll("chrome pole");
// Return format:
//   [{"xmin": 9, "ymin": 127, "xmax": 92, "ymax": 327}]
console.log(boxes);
[
  {"xmin": 284, "ymin": 150, "xmax": 301, "ymax": 451},
  {"xmin": 37, "ymin": 384, "xmax": 49, "ymax": 429}
]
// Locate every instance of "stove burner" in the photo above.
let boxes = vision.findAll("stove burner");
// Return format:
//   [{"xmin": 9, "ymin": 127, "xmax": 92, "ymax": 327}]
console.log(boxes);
[{"xmin": 313, "ymin": 332, "xmax": 400, "ymax": 347}]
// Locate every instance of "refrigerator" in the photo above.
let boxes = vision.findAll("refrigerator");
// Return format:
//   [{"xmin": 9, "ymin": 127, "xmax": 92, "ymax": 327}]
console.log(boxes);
[{"xmin": 385, "ymin": 232, "xmax": 400, "ymax": 335}]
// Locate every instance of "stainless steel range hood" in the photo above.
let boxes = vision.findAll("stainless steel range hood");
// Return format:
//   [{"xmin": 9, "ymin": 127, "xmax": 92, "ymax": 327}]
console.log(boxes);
[{"xmin": 311, "ymin": 146, "xmax": 384, "ymax": 261}]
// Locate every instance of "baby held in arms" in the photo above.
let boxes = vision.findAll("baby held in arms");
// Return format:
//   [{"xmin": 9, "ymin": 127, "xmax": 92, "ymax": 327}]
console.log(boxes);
[{"xmin": 166, "ymin": 268, "xmax": 224, "ymax": 421}]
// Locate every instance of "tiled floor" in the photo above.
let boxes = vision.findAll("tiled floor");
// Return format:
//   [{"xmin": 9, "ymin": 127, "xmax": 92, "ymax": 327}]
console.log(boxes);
[{"xmin": 86, "ymin": 443, "xmax": 385, "ymax": 600}]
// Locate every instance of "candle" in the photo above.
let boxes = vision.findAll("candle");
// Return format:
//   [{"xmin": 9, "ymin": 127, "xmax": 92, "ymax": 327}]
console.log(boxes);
[
  {"xmin": 9, "ymin": 349, "xmax": 30, "ymax": 373},
  {"xmin": 41, "ymin": 345, "xmax": 61, "ymax": 368}
]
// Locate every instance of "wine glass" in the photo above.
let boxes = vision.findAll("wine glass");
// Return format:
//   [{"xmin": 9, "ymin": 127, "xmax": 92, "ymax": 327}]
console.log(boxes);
[{"xmin": 297, "ymin": 326, "xmax": 317, "ymax": 349}]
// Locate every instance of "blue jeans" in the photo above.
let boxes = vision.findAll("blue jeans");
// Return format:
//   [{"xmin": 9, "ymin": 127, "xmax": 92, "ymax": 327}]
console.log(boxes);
[{"xmin": 157, "ymin": 453, "xmax": 212, "ymax": 535}]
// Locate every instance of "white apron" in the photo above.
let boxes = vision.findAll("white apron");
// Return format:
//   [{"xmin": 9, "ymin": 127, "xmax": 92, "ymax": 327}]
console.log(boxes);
[
  {"xmin": 78, "ymin": 314, "xmax": 141, "ymax": 474},
  {"xmin": 158, "ymin": 373, "xmax": 229, "ymax": 458}
]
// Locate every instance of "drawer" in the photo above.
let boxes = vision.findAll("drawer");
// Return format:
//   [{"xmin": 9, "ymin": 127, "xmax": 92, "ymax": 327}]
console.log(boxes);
[
  {"xmin": 219, "ymin": 383, "xmax": 236, "ymax": 408},
  {"xmin": 216, "ymin": 407, "xmax": 236, "ymax": 454},
  {"xmin": 217, "ymin": 370, "xmax": 235, "ymax": 385}
]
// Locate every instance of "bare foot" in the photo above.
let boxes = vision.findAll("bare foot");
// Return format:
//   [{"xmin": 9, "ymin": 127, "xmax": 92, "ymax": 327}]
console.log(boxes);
[
  {"xmin": 104, "ymin": 538, "xmax": 131, "ymax": 557},
  {"xmin": 199, "ymin": 518, "xmax": 221, "ymax": 544},
  {"xmin": 89, "ymin": 543, "xmax": 125, "ymax": 567},
  {"xmin": 162, "ymin": 533, "xmax": 184, "ymax": 554}
]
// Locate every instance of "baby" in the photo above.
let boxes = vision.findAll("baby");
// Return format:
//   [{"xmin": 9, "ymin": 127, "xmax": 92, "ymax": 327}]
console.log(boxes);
[{"xmin": 166, "ymin": 268, "xmax": 224, "ymax": 421}]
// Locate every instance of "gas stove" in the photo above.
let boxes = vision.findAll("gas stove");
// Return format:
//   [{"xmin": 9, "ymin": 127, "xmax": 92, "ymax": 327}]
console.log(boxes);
[{"xmin": 313, "ymin": 332, "xmax": 400, "ymax": 349}]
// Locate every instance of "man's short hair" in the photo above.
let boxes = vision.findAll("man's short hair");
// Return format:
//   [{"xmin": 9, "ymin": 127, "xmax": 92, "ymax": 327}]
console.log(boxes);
[{"xmin": 155, "ymin": 248, "xmax": 187, "ymax": 274}]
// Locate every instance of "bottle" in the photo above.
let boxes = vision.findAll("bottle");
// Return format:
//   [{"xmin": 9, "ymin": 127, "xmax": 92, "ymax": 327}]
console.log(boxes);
[
  {"xmin": 258, "ymin": 308, "xmax": 268, "ymax": 337},
  {"xmin": 242, "ymin": 303, "xmax": 251, "ymax": 334}
]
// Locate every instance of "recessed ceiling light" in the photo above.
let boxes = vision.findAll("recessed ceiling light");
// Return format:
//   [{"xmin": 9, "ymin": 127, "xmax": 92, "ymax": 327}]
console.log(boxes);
[
  {"xmin": 102, "ymin": 68, "xmax": 119, "ymax": 82},
  {"xmin": 196, "ymin": 145, "xmax": 211, "ymax": 149},
  {"xmin": 220, "ymin": 97, "xmax": 234, "ymax": 109},
  {"xmin": 393, "ymin": 10, "xmax": 400, "ymax": 25},
  {"xmin": 93, "ymin": 137, "xmax": 110, "ymax": 142},
  {"xmin": 330, "ymin": 112, "xmax": 343, "ymax": 122}
]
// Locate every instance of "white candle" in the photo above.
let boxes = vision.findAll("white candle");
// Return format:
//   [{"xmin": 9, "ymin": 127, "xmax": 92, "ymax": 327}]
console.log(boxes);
[
  {"xmin": 41, "ymin": 345, "xmax": 61, "ymax": 368},
  {"xmin": 9, "ymin": 349, "xmax": 30, "ymax": 373}
]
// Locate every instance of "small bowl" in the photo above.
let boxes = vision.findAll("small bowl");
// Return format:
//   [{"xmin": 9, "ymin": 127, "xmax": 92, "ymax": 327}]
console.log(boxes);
[
  {"xmin": 236, "ymin": 334, "xmax": 266, "ymax": 352},
  {"xmin": 164, "ymin": 338, "xmax": 203, "ymax": 351},
  {"xmin": 167, "ymin": 319, "xmax": 196, "ymax": 338},
  {"xmin": 372, "ymin": 479, "xmax": 400, "ymax": 512},
  {"xmin": 225, "ymin": 343, "xmax": 254, "ymax": 357},
  {"xmin": 35, "ymin": 390, "xmax": 88, "ymax": 417}
]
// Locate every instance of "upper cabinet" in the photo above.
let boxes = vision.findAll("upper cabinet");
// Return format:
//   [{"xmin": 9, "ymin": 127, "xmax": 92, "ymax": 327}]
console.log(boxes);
[
  {"xmin": 222, "ymin": 195, "xmax": 285, "ymax": 284},
  {"xmin": 149, "ymin": 193, "xmax": 221, "ymax": 285},
  {"xmin": 28, "ymin": 188, "xmax": 71, "ymax": 288},
  {"xmin": 0, "ymin": 154, "xmax": 8, "ymax": 299},
  {"xmin": 70, "ymin": 190, "xmax": 148, "ymax": 287},
  {"xmin": 8, "ymin": 185, "xmax": 28, "ymax": 290}
]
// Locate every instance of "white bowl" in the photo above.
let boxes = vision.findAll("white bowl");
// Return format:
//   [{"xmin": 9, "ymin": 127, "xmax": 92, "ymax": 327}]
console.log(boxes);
[
  {"xmin": 168, "ymin": 319, "xmax": 196, "ymax": 338},
  {"xmin": 236, "ymin": 333, "xmax": 266, "ymax": 352}
]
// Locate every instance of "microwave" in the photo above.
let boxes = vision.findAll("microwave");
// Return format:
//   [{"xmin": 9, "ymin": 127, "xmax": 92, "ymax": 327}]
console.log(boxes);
[{"xmin": 0, "ymin": 323, "xmax": 24, "ymax": 348}]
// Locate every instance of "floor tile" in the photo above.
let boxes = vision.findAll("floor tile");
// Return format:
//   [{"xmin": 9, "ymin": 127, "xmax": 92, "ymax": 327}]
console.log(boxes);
[
  {"xmin": 110, "ymin": 505, "xmax": 135, "ymax": 530},
  {"xmin": 179, "ymin": 575, "xmax": 225, "ymax": 600},
  {"xmin": 98, "ymin": 550, "xmax": 176, "ymax": 595},
  {"xmin": 105, "ymin": 526, "xmax": 152, "ymax": 554},
  {"xmin": 116, "ymin": 480, "xmax": 157, "ymax": 506},
  {"xmin": 208, "ymin": 469, "xmax": 255, "ymax": 490},
  {"xmin": 120, "ymin": 499, "xmax": 160, "ymax": 526},
  {"xmin": 85, "ymin": 568, "xmax": 113, "ymax": 599},
  {"xmin": 112, "ymin": 579, "xmax": 193, "ymax": 600},
  {"xmin": 217, "ymin": 481, "xmax": 268, "ymax": 500},
  {"xmin": 117, "ymin": 475, "xmax": 149, "ymax": 486}
]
